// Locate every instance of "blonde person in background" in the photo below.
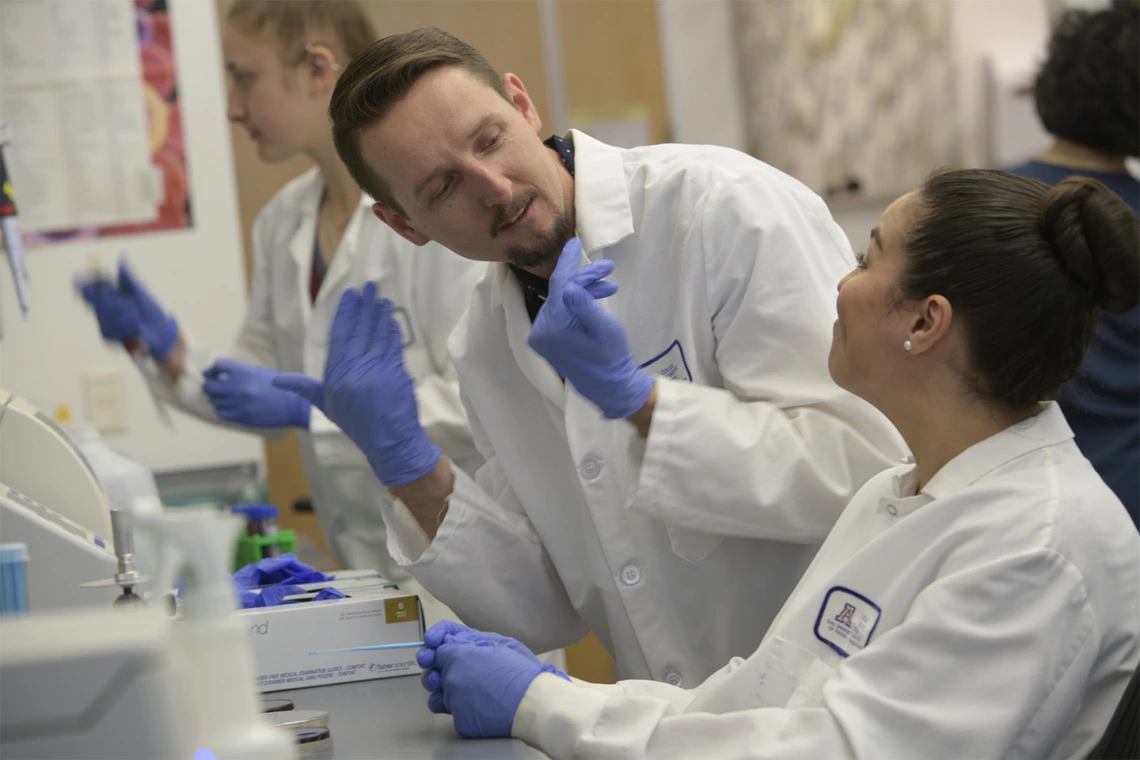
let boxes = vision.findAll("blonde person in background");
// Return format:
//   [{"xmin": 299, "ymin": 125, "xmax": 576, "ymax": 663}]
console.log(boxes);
[{"xmin": 77, "ymin": 1, "xmax": 486, "ymax": 624}]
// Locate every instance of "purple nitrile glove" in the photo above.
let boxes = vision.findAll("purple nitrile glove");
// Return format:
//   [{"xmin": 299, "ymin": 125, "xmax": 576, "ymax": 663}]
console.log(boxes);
[
  {"xmin": 417, "ymin": 633, "xmax": 568, "ymax": 738},
  {"xmin": 272, "ymin": 283, "xmax": 441, "ymax": 487},
  {"xmin": 232, "ymin": 553, "xmax": 330, "ymax": 589},
  {"xmin": 202, "ymin": 358, "xmax": 311, "ymax": 429},
  {"xmin": 527, "ymin": 237, "xmax": 653, "ymax": 419},
  {"xmin": 77, "ymin": 260, "xmax": 178, "ymax": 361}
]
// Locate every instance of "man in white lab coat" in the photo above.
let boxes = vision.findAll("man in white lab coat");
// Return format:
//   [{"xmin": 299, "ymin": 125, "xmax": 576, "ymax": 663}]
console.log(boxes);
[{"xmin": 275, "ymin": 28, "xmax": 905, "ymax": 683}]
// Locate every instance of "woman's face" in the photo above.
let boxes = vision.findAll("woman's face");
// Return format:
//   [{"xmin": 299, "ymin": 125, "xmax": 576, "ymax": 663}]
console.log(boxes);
[
  {"xmin": 222, "ymin": 23, "xmax": 315, "ymax": 163},
  {"xmin": 828, "ymin": 191, "xmax": 917, "ymax": 406}
]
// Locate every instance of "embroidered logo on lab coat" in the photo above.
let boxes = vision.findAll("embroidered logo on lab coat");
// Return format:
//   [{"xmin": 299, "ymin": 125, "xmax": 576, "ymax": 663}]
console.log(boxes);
[
  {"xmin": 639, "ymin": 340, "xmax": 692, "ymax": 382},
  {"xmin": 814, "ymin": 586, "xmax": 881, "ymax": 657},
  {"xmin": 391, "ymin": 307, "xmax": 415, "ymax": 349}
]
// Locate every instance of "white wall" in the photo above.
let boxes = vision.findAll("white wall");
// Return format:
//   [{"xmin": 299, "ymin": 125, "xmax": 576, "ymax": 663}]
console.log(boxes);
[
  {"xmin": 656, "ymin": 0, "xmax": 1054, "ymax": 250},
  {"xmin": 655, "ymin": 0, "xmax": 748, "ymax": 151},
  {"xmin": 0, "ymin": 0, "xmax": 263, "ymax": 475},
  {"xmin": 950, "ymin": 0, "xmax": 1051, "ymax": 168}
]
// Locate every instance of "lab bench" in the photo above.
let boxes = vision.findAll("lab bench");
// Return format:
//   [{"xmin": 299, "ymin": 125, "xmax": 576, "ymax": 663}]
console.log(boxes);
[{"xmin": 274, "ymin": 673, "xmax": 548, "ymax": 759}]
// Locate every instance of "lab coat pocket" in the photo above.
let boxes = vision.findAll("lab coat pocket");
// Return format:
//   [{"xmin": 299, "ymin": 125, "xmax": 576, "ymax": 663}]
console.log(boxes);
[{"xmin": 664, "ymin": 521, "xmax": 723, "ymax": 563}]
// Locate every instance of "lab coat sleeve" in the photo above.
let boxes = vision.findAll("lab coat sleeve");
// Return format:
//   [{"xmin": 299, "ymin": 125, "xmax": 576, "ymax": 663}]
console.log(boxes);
[
  {"xmin": 632, "ymin": 176, "xmax": 905, "ymax": 543},
  {"xmin": 511, "ymin": 549, "xmax": 1102, "ymax": 759},
  {"xmin": 379, "ymin": 390, "xmax": 590, "ymax": 654},
  {"xmin": 407, "ymin": 244, "xmax": 485, "ymax": 476},
  {"xmin": 135, "ymin": 206, "xmax": 291, "ymax": 437}
]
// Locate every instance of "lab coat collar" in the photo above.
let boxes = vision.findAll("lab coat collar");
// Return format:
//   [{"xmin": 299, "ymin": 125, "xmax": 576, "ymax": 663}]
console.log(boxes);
[
  {"xmin": 921, "ymin": 402, "xmax": 1074, "ymax": 500},
  {"xmin": 493, "ymin": 264, "xmax": 567, "ymax": 408},
  {"xmin": 566, "ymin": 129, "xmax": 635, "ymax": 260}
]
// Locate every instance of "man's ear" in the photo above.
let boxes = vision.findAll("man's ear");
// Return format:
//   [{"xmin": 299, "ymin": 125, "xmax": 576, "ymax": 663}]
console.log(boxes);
[
  {"xmin": 373, "ymin": 203, "xmax": 430, "ymax": 246},
  {"xmin": 502, "ymin": 73, "xmax": 542, "ymax": 133}
]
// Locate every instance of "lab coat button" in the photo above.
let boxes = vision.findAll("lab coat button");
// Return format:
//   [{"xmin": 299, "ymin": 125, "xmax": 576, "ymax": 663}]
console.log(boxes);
[
  {"xmin": 886, "ymin": 504, "xmax": 898, "ymax": 516},
  {"xmin": 901, "ymin": 454, "xmax": 915, "ymax": 464},
  {"xmin": 580, "ymin": 458, "xmax": 603, "ymax": 480},
  {"xmin": 621, "ymin": 565, "xmax": 641, "ymax": 585},
  {"xmin": 664, "ymin": 669, "xmax": 684, "ymax": 687}
]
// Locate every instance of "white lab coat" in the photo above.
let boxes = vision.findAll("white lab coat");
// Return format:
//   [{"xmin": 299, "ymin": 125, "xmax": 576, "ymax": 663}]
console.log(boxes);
[
  {"xmin": 511, "ymin": 403, "xmax": 1140, "ymax": 760},
  {"xmin": 143, "ymin": 167, "xmax": 485, "ymax": 580},
  {"xmin": 382, "ymin": 132, "xmax": 907, "ymax": 682}
]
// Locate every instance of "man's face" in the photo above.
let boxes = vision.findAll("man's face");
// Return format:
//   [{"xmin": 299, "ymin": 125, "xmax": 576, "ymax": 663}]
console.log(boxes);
[{"xmin": 361, "ymin": 67, "xmax": 573, "ymax": 272}]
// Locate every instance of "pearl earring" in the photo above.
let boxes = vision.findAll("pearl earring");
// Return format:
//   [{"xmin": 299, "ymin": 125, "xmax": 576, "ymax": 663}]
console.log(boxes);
[{"xmin": 904, "ymin": 340, "xmax": 913, "ymax": 352}]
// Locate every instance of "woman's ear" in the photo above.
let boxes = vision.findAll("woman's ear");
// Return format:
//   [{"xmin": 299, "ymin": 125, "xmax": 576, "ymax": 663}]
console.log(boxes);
[
  {"xmin": 906, "ymin": 295, "xmax": 952, "ymax": 355},
  {"xmin": 305, "ymin": 43, "xmax": 341, "ymax": 93}
]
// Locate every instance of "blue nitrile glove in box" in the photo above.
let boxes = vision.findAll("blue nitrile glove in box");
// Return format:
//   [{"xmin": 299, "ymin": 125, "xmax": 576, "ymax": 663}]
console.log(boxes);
[
  {"xmin": 238, "ymin": 584, "xmax": 345, "ymax": 609},
  {"xmin": 232, "ymin": 552, "xmax": 330, "ymax": 589}
]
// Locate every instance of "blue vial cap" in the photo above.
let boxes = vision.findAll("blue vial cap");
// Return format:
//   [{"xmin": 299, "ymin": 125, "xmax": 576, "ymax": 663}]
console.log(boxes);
[
  {"xmin": 0, "ymin": 544, "xmax": 28, "ymax": 563},
  {"xmin": 231, "ymin": 504, "xmax": 278, "ymax": 521}
]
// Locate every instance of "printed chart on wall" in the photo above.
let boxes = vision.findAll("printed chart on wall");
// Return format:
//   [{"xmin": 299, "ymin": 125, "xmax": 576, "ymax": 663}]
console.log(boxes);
[{"xmin": 0, "ymin": 0, "xmax": 191, "ymax": 247}]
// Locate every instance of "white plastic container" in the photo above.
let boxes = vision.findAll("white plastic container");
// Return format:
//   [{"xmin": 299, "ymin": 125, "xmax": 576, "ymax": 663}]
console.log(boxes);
[{"xmin": 67, "ymin": 424, "xmax": 161, "ymax": 584}]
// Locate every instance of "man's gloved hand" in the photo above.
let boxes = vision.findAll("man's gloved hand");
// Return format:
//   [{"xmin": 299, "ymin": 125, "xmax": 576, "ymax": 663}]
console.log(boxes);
[
  {"xmin": 416, "ymin": 624, "xmax": 568, "ymax": 738},
  {"xmin": 272, "ymin": 283, "xmax": 440, "ymax": 487},
  {"xmin": 77, "ymin": 260, "xmax": 179, "ymax": 361},
  {"xmin": 202, "ymin": 358, "xmax": 312, "ymax": 429},
  {"xmin": 232, "ymin": 553, "xmax": 329, "ymax": 589},
  {"xmin": 527, "ymin": 238, "xmax": 654, "ymax": 419}
]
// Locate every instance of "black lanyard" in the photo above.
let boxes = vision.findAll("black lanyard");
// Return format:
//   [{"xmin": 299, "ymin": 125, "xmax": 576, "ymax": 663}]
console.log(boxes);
[{"xmin": 510, "ymin": 134, "xmax": 575, "ymax": 322}]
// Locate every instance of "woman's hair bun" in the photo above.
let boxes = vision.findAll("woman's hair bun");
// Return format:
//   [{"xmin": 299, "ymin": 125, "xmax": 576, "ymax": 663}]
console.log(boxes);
[{"xmin": 1040, "ymin": 176, "xmax": 1139, "ymax": 315}]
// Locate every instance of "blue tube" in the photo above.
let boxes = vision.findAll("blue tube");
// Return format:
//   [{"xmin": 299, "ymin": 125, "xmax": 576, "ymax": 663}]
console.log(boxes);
[
  {"xmin": 0, "ymin": 543, "xmax": 29, "ymax": 617},
  {"xmin": 309, "ymin": 641, "xmax": 424, "ymax": 655}
]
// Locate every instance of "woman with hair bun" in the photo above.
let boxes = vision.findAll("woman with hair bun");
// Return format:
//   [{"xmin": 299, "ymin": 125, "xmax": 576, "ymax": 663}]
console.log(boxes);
[{"xmin": 414, "ymin": 169, "xmax": 1140, "ymax": 760}]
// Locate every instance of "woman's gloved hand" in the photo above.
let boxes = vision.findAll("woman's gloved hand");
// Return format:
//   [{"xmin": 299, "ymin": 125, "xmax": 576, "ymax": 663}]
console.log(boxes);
[
  {"xmin": 416, "ymin": 621, "xmax": 568, "ymax": 738},
  {"xmin": 77, "ymin": 260, "xmax": 179, "ymax": 361},
  {"xmin": 203, "ymin": 358, "xmax": 312, "ymax": 429}
]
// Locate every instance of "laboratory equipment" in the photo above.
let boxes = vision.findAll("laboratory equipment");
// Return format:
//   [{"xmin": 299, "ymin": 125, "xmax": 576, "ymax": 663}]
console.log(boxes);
[
  {"xmin": 264, "ymin": 710, "xmax": 329, "ymax": 730},
  {"xmin": 68, "ymin": 422, "xmax": 162, "ymax": 580},
  {"xmin": 0, "ymin": 389, "xmax": 113, "ymax": 538},
  {"xmin": 291, "ymin": 727, "xmax": 334, "ymax": 759},
  {"xmin": 0, "ymin": 483, "xmax": 118, "ymax": 611},
  {"xmin": 233, "ymin": 503, "xmax": 287, "ymax": 560},
  {"xmin": 0, "ymin": 389, "xmax": 294, "ymax": 758},
  {"xmin": 0, "ymin": 123, "xmax": 30, "ymax": 322},
  {"xmin": 0, "ymin": 504, "xmax": 297, "ymax": 760},
  {"xmin": 0, "ymin": 605, "xmax": 198, "ymax": 759},
  {"xmin": 79, "ymin": 509, "xmax": 150, "ymax": 607},
  {"xmin": 0, "ymin": 543, "xmax": 29, "ymax": 616},
  {"xmin": 262, "ymin": 698, "xmax": 295, "ymax": 713},
  {"xmin": 134, "ymin": 503, "xmax": 298, "ymax": 759}
]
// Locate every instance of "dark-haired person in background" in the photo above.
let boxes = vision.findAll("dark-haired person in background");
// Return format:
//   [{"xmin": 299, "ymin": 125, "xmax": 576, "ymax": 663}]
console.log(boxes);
[
  {"xmin": 1008, "ymin": 0, "xmax": 1139, "ymax": 526},
  {"xmin": 416, "ymin": 171, "xmax": 1140, "ymax": 759}
]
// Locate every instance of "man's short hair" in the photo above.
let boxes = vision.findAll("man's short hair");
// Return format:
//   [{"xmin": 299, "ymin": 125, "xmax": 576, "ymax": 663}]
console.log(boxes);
[
  {"xmin": 328, "ymin": 28, "xmax": 508, "ymax": 213},
  {"xmin": 1034, "ymin": 2, "xmax": 1139, "ymax": 156}
]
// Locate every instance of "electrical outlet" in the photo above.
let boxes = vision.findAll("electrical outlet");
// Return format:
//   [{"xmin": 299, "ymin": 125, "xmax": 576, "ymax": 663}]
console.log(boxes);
[{"xmin": 82, "ymin": 369, "xmax": 128, "ymax": 434}]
